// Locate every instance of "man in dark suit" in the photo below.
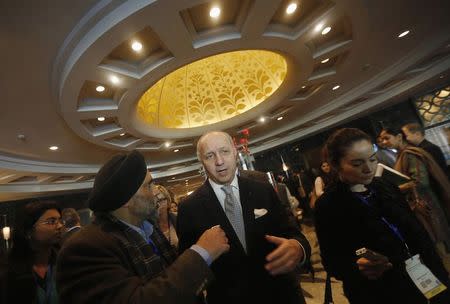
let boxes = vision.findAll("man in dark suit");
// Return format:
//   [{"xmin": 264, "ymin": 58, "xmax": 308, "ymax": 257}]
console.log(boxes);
[
  {"xmin": 60, "ymin": 208, "xmax": 81, "ymax": 243},
  {"xmin": 402, "ymin": 123, "xmax": 448, "ymax": 175},
  {"xmin": 178, "ymin": 131, "xmax": 311, "ymax": 304},
  {"xmin": 56, "ymin": 151, "xmax": 230, "ymax": 304}
]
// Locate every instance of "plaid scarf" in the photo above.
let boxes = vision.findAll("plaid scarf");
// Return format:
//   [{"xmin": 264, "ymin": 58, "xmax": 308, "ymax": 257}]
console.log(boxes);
[{"xmin": 94, "ymin": 213, "xmax": 178, "ymax": 281}]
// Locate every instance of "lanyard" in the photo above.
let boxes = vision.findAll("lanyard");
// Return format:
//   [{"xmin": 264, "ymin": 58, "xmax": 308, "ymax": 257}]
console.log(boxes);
[{"xmin": 353, "ymin": 190, "xmax": 412, "ymax": 257}]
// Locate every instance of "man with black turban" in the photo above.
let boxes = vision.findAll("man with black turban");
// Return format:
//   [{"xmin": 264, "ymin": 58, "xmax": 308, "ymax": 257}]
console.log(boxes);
[{"xmin": 56, "ymin": 151, "xmax": 229, "ymax": 304}]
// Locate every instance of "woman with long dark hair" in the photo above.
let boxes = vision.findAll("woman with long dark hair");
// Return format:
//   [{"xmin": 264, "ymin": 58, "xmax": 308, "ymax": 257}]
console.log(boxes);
[
  {"xmin": 379, "ymin": 126, "xmax": 450, "ymax": 257},
  {"xmin": 314, "ymin": 161, "xmax": 334, "ymax": 197},
  {"xmin": 1, "ymin": 200, "xmax": 64, "ymax": 304},
  {"xmin": 315, "ymin": 128, "xmax": 448, "ymax": 303}
]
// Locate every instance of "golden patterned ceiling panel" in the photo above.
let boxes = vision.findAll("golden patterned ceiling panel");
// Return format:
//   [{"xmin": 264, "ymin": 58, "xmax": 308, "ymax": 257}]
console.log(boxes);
[{"xmin": 137, "ymin": 50, "xmax": 287, "ymax": 129}]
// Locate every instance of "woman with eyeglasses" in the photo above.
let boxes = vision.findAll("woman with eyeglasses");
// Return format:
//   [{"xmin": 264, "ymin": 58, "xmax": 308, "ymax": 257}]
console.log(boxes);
[
  {"xmin": 151, "ymin": 184, "xmax": 179, "ymax": 249},
  {"xmin": 1, "ymin": 200, "xmax": 64, "ymax": 304}
]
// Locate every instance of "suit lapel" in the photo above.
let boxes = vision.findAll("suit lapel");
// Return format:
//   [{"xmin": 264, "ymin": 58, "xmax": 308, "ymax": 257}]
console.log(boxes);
[{"xmin": 199, "ymin": 181, "xmax": 246, "ymax": 254}]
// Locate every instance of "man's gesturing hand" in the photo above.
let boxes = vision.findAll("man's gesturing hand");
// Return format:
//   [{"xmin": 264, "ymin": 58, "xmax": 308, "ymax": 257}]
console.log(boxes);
[{"xmin": 264, "ymin": 235, "xmax": 303, "ymax": 275}]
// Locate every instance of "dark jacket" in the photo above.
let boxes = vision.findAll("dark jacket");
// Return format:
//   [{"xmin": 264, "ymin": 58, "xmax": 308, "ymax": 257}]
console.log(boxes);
[
  {"xmin": 56, "ymin": 214, "xmax": 213, "ymax": 304},
  {"xmin": 178, "ymin": 176, "xmax": 311, "ymax": 304},
  {"xmin": 0, "ymin": 249, "xmax": 59, "ymax": 304},
  {"xmin": 419, "ymin": 139, "xmax": 448, "ymax": 176},
  {"xmin": 315, "ymin": 178, "xmax": 449, "ymax": 304}
]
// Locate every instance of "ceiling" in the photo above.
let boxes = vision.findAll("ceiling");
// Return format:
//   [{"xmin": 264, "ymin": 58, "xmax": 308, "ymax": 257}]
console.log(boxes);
[{"xmin": 1, "ymin": 0, "xmax": 450, "ymax": 202}]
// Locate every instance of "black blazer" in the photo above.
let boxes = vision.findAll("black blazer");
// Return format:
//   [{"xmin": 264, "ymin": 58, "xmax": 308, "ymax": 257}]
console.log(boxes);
[
  {"xmin": 419, "ymin": 139, "xmax": 448, "ymax": 176},
  {"xmin": 178, "ymin": 176, "xmax": 311, "ymax": 304},
  {"xmin": 315, "ymin": 178, "xmax": 449, "ymax": 304}
]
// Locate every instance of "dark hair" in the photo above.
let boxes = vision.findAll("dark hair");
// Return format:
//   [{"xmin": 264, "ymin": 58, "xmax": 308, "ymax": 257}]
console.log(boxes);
[
  {"xmin": 323, "ymin": 128, "xmax": 372, "ymax": 168},
  {"xmin": 402, "ymin": 122, "xmax": 424, "ymax": 135},
  {"xmin": 61, "ymin": 208, "xmax": 81, "ymax": 228},
  {"xmin": 9, "ymin": 200, "xmax": 60, "ymax": 261},
  {"xmin": 379, "ymin": 126, "xmax": 407, "ymax": 142},
  {"xmin": 318, "ymin": 161, "xmax": 336, "ymax": 187}
]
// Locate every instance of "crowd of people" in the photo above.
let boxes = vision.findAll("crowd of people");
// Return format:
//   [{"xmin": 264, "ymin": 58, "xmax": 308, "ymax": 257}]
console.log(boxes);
[{"xmin": 0, "ymin": 122, "xmax": 448, "ymax": 304}]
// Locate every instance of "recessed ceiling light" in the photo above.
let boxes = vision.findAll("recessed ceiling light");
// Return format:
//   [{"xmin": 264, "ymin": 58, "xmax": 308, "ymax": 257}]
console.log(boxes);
[
  {"xmin": 164, "ymin": 142, "xmax": 171, "ymax": 148},
  {"xmin": 110, "ymin": 75, "xmax": 119, "ymax": 84},
  {"xmin": 321, "ymin": 26, "xmax": 331, "ymax": 35},
  {"xmin": 301, "ymin": 85, "xmax": 306, "ymax": 89},
  {"xmin": 332, "ymin": 85, "xmax": 340, "ymax": 90},
  {"xmin": 209, "ymin": 6, "xmax": 220, "ymax": 18},
  {"xmin": 97, "ymin": 117, "xmax": 105, "ymax": 121},
  {"xmin": 131, "ymin": 41, "xmax": 142, "ymax": 52},
  {"xmin": 171, "ymin": 177, "xmax": 176, "ymax": 180},
  {"xmin": 119, "ymin": 133, "xmax": 125, "ymax": 136},
  {"xmin": 96, "ymin": 85, "xmax": 105, "ymax": 92},
  {"xmin": 321, "ymin": 58, "xmax": 330, "ymax": 63},
  {"xmin": 259, "ymin": 117, "xmax": 266, "ymax": 123},
  {"xmin": 173, "ymin": 149, "xmax": 180, "ymax": 153},
  {"xmin": 49, "ymin": 146, "xmax": 59, "ymax": 151},
  {"xmin": 398, "ymin": 30, "xmax": 410, "ymax": 38},
  {"xmin": 314, "ymin": 23, "xmax": 324, "ymax": 32},
  {"xmin": 286, "ymin": 3, "xmax": 297, "ymax": 14},
  {"xmin": 277, "ymin": 116, "xmax": 283, "ymax": 121}
]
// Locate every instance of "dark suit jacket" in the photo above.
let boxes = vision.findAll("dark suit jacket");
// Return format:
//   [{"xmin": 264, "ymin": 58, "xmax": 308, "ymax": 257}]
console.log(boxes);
[
  {"xmin": 178, "ymin": 176, "xmax": 311, "ymax": 304},
  {"xmin": 419, "ymin": 139, "xmax": 448, "ymax": 176},
  {"xmin": 60, "ymin": 225, "xmax": 81, "ymax": 244},
  {"xmin": 56, "ymin": 216, "xmax": 213, "ymax": 304},
  {"xmin": 315, "ymin": 178, "xmax": 449, "ymax": 304}
]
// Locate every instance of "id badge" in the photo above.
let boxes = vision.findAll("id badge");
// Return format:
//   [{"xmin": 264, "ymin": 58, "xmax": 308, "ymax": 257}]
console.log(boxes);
[{"xmin": 405, "ymin": 254, "xmax": 447, "ymax": 299}]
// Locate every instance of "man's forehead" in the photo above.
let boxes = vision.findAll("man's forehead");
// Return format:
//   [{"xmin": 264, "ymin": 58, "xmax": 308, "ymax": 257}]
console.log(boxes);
[{"xmin": 201, "ymin": 134, "xmax": 233, "ymax": 150}]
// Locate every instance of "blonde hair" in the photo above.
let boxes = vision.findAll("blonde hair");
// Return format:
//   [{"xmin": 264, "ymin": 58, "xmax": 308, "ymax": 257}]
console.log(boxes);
[{"xmin": 153, "ymin": 184, "xmax": 172, "ymax": 204}]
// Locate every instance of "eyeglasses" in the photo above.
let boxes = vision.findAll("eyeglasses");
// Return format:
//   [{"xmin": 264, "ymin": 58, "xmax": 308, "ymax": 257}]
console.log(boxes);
[{"xmin": 36, "ymin": 217, "xmax": 65, "ymax": 226}]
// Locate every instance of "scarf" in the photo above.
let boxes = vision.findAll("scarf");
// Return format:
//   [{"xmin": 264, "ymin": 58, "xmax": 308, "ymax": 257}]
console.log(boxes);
[
  {"xmin": 94, "ymin": 213, "xmax": 178, "ymax": 281},
  {"xmin": 395, "ymin": 146, "xmax": 450, "ymax": 217}
]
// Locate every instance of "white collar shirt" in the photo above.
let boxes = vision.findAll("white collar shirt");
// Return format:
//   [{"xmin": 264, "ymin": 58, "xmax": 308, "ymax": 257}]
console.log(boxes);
[{"xmin": 208, "ymin": 171, "xmax": 241, "ymax": 211}]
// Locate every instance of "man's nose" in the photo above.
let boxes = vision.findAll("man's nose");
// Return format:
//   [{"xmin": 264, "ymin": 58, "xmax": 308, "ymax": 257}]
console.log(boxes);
[{"xmin": 215, "ymin": 154, "xmax": 224, "ymax": 165}]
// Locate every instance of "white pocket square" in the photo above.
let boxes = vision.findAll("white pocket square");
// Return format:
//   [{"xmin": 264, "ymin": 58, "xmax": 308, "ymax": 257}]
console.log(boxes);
[{"xmin": 254, "ymin": 208, "xmax": 268, "ymax": 219}]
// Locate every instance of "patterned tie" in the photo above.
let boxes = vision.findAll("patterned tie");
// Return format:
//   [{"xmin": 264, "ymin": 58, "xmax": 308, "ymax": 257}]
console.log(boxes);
[{"xmin": 221, "ymin": 185, "xmax": 247, "ymax": 251}]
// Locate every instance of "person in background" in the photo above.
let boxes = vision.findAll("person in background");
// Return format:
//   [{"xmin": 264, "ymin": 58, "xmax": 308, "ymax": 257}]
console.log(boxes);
[
  {"xmin": 240, "ymin": 169, "xmax": 300, "ymax": 222},
  {"xmin": 401, "ymin": 123, "xmax": 448, "ymax": 176},
  {"xmin": 56, "ymin": 150, "xmax": 230, "ymax": 304},
  {"xmin": 60, "ymin": 208, "xmax": 81, "ymax": 243},
  {"xmin": 178, "ymin": 131, "xmax": 311, "ymax": 304},
  {"xmin": 314, "ymin": 161, "xmax": 334, "ymax": 198},
  {"xmin": 315, "ymin": 128, "xmax": 448, "ymax": 304},
  {"xmin": 375, "ymin": 135, "xmax": 397, "ymax": 168},
  {"xmin": 379, "ymin": 127, "xmax": 450, "ymax": 257},
  {"xmin": 151, "ymin": 184, "xmax": 179, "ymax": 249},
  {"xmin": 0, "ymin": 201, "xmax": 64, "ymax": 304},
  {"xmin": 169, "ymin": 200, "xmax": 179, "ymax": 214}
]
